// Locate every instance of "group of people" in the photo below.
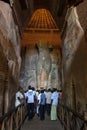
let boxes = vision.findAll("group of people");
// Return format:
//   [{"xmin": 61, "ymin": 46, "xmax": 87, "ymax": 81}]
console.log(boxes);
[{"xmin": 15, "ymin": 86, "xmax": 62, "ymax": 121}]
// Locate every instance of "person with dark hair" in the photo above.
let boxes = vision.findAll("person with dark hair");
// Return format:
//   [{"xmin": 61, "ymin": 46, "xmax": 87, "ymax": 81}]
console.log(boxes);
[
  {"xmin": 28, "ymin": 85, "xmax": 32, "ymax": 90},
  {"xmin": 51, "ymin": 88, "xmax": 59, "ymax": 120},
  {"xmin": 38, "ymin": 89, "xmax": 46, "ymax": 120},
  {"xmin": 46, "ymin": 88, "xmax": 52, "ymax": 116},
  {"xmin": 25, "ymin": 85, "xmax": 35, "ymax": 120},
  {"xmin": 15, "ymin": 87, "xmax": 24, "ymax": 107}
]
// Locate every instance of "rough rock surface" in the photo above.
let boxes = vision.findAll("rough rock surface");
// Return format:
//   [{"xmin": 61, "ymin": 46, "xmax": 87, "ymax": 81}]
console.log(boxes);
[
  {"xmin": 0, "ymin": 1, "xmax": 21, "ymax": 115},
  {"xmin": 20, "ymin": 43, "xmax": 61, "ymax": 90},
  {"xmin": 62, "ymin": 6, "xmax": 87, "ymax": 113}
]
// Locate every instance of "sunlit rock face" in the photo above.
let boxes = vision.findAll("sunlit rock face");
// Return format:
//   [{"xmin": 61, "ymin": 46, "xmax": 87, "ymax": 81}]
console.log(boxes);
[
  {"xmin": 48, "ymin": 49, "xmax": 61, "ymax": 89},
  {"xmin": 0, "ymin": 1, "xmax": 21, "ymax": 115},
  {"xmin": 37, "ymin": 43, "xmax": 51, "ymax": 89},
  {"xmin": 24, "ymin": 46, "xmax": 38, "ymax": 89},
  {"xmin": 62, "ymin": 7, "xmax": 87, "ymax": 113},
  {"xmin": 0, "ymin": 1, "xmax": 21, "ymax": 76},
  {"xmin": 20, "ymin": 42, "xmax": 61, "ymax": 90}
]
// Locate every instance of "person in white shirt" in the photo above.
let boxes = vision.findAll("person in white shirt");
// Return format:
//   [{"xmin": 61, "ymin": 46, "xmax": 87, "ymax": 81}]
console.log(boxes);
[
  {"xmin": 46, "ymin": 88, "xmax": 52, "ymax": 116},
  {"xmin": 15, "ymin": 87, "xmax": 24, "ymax": 107},
  {"xmin": 51, "ymin": 88, "xmax": 59, "ymax": 120},
  {"xmin": 25, "ymin": 86, "xmax": 35, "ymax": 120},
  {"xmin": 38, "ymin": 89, "xmax": 46, "ymax": 120}
]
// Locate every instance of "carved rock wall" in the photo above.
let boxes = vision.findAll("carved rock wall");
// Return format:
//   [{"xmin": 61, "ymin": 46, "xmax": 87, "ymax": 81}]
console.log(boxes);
[
  {"xmin": 0, "ymin": 44, "xmax": 8, "ymax": 116},
  {"xmin": 20, "ymin": 43, "xmax": 61, "ymax": 90},
  {"xmin": 62, "ymin": 6, "xmax": 87, "ymax": 113},
  {"xmin": 0, "ymin": 1, "xmax": 21, "ymax": 115},
  {"xmin": 0, "ymin": 1, "xmax": 21, "ymax": 75},
  {"xmin": 24, "ymin": 46, "xmax": 38, "ymax": 89}
]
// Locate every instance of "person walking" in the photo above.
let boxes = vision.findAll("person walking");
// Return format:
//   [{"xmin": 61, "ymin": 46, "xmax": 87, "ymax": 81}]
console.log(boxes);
[
  {"xmin": 15, "ymin": 87, "xmax": 24, "ymax": 107},
  {"xmin": 46, "ymin": 88, "xmax": 52, "ymax": 116},
  {"xmin": 38, "ymin": 89, "xmax": 46, "ymax": 120},
  {"xmin": 25, "ymin": 86, "xmax": 35, "ymax": 120},
  {"xmin": 51, "ymin": 88, "xmax": 59, "ymax": 121}
]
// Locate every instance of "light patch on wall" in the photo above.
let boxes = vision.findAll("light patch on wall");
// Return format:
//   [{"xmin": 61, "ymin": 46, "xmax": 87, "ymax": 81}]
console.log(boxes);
[
  {"xmin": 63, "ymin": 7, "xmax": 84, "ymax": 72},
  {"xmin": 9, "ymin": 0, "xmax": 14, "ymax": 6}
]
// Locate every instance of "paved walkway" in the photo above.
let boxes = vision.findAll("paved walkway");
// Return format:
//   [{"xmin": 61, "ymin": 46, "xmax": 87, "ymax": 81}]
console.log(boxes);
[{"xmin": 21, "ymin": 114, "xmax": 64, "ymax": 130}]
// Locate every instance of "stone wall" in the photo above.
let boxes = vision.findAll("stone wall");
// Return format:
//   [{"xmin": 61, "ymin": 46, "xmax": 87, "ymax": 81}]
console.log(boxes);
[
  {"xmin": 24, "ymin": 46, "xmax": 38, "ymax": 89},
  {"xmin": 0, "ymin": 1, "xmax": 21, "ymax": 115},
  {"xmin": 0, "ymin": 44, "xmax": 8, "ymax": 116},
  {"xmin": 62, "ymin": 5, "xmax": 87, "ymax": 113},
  {"xmin": 20, "ymin": 42, "xmax": 61, "ymax": 90}
]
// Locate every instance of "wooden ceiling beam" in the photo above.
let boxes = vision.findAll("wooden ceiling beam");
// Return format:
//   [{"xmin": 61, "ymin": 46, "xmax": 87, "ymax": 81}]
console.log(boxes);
[{"xmin": 21, "ymin": 32, "xmax": 62, "ymax": 47}]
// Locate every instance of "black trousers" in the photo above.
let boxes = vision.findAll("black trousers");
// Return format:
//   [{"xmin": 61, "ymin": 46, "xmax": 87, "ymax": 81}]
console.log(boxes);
[
  {"xmin": 39, "ymin": 104, "xmax": 45, "ymax": 120},
  {"xmin": 46, "ymin": 104, "xmax": 51, "ymax": 116},
  {"xmin": 27, "ymin": 103, "xmax": 34, "ymax": 120}
]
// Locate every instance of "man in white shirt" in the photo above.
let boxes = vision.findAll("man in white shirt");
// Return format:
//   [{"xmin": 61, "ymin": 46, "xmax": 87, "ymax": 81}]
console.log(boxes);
[
  {"xmin": 46, "ymin": 89, "xmax": 52, "ymax": 116},
  {"xmin": 38, "ymin": 89, "xmax": 46, "ymax": 120},
  {"xmin": 25, "ymin": 86, "xmax": 35, "ymax": 120},
  {"xmin": 15, "ymin": 87, "xmax": 24, "ymax": 107},
  {"xmin": 51, "ymin": 88, "xmax": 59, "ymax": 120}
]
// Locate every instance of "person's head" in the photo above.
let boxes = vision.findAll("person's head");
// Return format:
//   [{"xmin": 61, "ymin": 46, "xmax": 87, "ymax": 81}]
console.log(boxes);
[
  {"xmin": 52, "ymin": 88, "xmax": 56, "ymax": 92},
  {"xmin": 18, "ymin": 87, "xmax": 24, "ymax": 93},
  {"xmin": 41, "ymin": 89, "xmax": 44, "ymax": 93},
  {"xmin": 59, "ymin": 90, "xmax": 62, "ymax": 92},
  {"xmin": 18, "ymin": 86, "xmax": 22, "ymax": 91},
  {"xmin": 28, "ymin": 85, "xmax": 32, "ymax": 90},
  {"xmin": 32, "ymin": 87, "xmax": 35, "ymax": 91},
  {"xmin": 48, "ymin": 88, "xmax": 51, "ymax": 92}
]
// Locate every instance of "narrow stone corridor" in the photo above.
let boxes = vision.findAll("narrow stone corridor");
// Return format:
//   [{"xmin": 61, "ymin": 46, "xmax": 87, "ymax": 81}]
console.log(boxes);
[{"xmin": 0, "ymin": 0, "xmax": 87, "ymax": 130}]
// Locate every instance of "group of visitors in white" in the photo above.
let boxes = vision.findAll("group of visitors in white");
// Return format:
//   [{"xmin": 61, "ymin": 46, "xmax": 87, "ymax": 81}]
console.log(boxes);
[{"xmin": 15, "ymin": 86, "xmax": 62, "ymax": 121}]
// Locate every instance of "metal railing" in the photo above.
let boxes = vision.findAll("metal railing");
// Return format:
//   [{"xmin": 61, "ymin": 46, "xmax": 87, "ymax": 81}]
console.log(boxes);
[
  {"xmin": 0, "ymin": 103, "xmax": 27, "ymax": 130},
  {"xmin": 58, "ymin": 103, "xmax": 87, "ymax": 130}
]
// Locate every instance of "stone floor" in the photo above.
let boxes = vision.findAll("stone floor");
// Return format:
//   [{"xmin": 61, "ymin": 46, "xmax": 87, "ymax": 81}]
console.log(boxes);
[{"xmin": 21, "ymin": 114, "xmax": 64, "ymax": 130}]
